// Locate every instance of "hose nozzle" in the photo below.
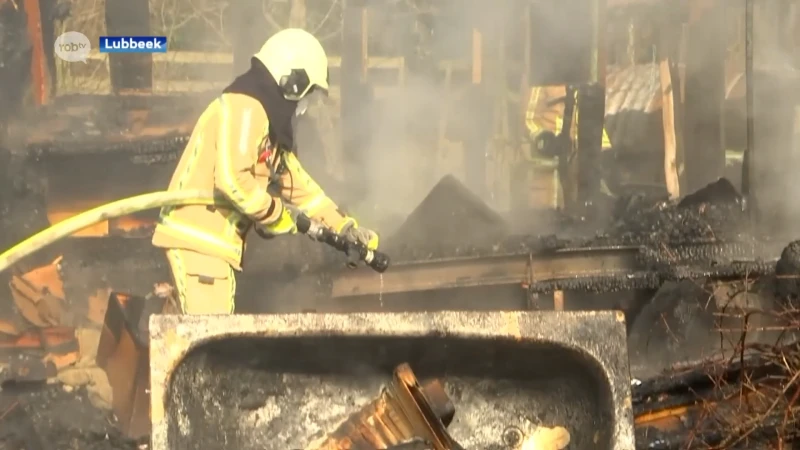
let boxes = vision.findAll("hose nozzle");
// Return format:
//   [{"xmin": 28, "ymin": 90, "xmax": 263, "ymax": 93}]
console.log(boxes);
[{"xmin": 295, "ymin": 213, "xmax": 390, "ymax": 273}]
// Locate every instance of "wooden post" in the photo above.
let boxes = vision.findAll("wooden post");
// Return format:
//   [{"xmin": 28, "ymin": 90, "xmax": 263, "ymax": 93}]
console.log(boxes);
[
  {"xmin": 553, "ymin": 290, "xmax": 565, "ymax": 311},
  {"xmin": 660, "ymin": 59, "xmax": 680, "ymax": 199},
  {"xmin": 589, "ymin": 0, "xmax": 607, "ymax": 85},
  {"xmin": 463, "ymin": 26, "xmax": 485, "ymax": 197},
  {"xmin": 22, "ymin": 0, "xmax": 47, "ymax": 105},
  {"xmin": 341, "ymin": 1, "xmax": 367, "ymax": 93},
  {"xmin": 659, "ymin": 7, "xmax": 686, "ymax": 200},
  {"xmin": 104, "ymin": 0, "xmax": 152, "ymax": 92},
  {"xmin": 575, "ymin": 0, "xmax": 606, "ymax": 209}
]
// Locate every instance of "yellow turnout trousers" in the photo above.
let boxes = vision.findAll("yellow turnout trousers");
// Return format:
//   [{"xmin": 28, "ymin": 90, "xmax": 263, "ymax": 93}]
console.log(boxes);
[{"xmin": 164, "ymin": 249, "xmax": 236, "ymax": 314}]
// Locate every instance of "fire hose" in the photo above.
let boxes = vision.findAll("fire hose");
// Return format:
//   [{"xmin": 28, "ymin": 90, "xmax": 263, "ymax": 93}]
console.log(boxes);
[{"xmin": 0, "ymin": 190, "xmax": 390, "ymax": 274}]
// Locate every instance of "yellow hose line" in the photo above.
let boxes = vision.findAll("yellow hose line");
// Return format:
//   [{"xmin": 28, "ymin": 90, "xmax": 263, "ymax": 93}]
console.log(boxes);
[{"xmin": 0, "ymin": 190, "xmax": 225, "ymax": 274}]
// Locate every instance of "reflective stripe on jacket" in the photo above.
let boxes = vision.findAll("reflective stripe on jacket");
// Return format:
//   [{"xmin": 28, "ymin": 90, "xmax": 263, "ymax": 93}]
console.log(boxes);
[
  {"xmin": 525, "ymin": 85, "xmax": 612, "ymax": 150},
  {"xmin": 152, "ymin": 93, "xmax": 350, "ymax": 269},
  {"xmin": 276, "ymin": 151, "xmax": 353, "ymax": 233}
]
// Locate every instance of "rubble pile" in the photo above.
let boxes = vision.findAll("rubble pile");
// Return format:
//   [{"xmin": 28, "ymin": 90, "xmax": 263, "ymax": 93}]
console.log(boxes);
[
  {"xmin": 379, "ymin": 176, "xmax": 783, "ymax": 300},
  {"xmin": 0, "ymin": 256, "xmax": 143, "ymax": 449},
  {"xmin": 599, "ymin": 178, "xmax": 749, "ymax": 245}
]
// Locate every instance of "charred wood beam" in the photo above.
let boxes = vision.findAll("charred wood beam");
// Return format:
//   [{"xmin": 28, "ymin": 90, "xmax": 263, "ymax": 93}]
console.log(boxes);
[
  {"xmin": 104, "ymin": 0, "xmax": 152, "ymax": 92},
  {"xmin": 589, "ymin": 0, "xmax": 606, "ymax": 85},
  {"xmin": 329, "ymin": 242, "xmax": 778, "ymax": 299},
  {"xmin": 330, "ymin": 246, "xmax": 641, "ymax": 298},
  {"xmin": 575, "ymin": 0, "xmax": 607, "ymax": 211},
  {"xmin": 577, "ymin": 84, "xmax": 605, "ymax": 210},
  {"xmin": 27, "ymin": 134, "xmax": 188, "ymax": 157}
]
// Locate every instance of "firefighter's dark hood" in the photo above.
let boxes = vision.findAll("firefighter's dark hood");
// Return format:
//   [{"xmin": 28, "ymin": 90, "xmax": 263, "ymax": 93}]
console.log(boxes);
[{"xmin": 223, "ymin": 57, "xmax": 296, "ymax": 152}]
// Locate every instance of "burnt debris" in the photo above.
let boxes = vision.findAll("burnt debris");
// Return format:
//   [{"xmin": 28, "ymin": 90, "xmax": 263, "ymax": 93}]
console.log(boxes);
[
  {"xmin": 385, "ymin": 176, "xmax": 773, "ymax": 266},
  {"xmin": 0, "ymin": 386, "xmax": 140, "ymax": 450},
  {"xmin": 776, "ymin": 240, "xmax": 800, "ymax": 307}
]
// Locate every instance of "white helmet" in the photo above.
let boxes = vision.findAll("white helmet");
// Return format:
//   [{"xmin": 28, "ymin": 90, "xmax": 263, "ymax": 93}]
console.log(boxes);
[{"xmin": 253, "ymin": 28, "xmax": 329, "ymax": 102}]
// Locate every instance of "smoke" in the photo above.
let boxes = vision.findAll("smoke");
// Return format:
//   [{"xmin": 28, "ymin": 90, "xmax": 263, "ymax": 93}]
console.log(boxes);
[
  {"xmin": 745, "ymin": 0, "xmax": 800, "ymax": 238},
  {"xmin": 289, "ymin": 0, "xmax": 559, "ymax": 227}
]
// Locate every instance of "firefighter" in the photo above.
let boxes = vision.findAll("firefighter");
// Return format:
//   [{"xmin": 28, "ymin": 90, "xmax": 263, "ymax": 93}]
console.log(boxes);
[
  {"xmin": 151, "ymin": 29, "xmax": 379, "ymax": 314},
  {"xmin": 525, "ymin": 85, "xmax": 612, "ymax": 158},
  {"xmin": 524, "ymin": 85, "xmax": 617, "ymax": 201}
]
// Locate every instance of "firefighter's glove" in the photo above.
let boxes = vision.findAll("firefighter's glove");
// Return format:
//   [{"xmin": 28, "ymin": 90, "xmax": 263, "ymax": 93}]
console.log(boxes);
[
  {"xmin": 256, "ymin": 203, "xmax": 297, "ymax": 238},
  {"xmin": 337, "ymin": 218, "xmax": 379, "ymax": 251}
]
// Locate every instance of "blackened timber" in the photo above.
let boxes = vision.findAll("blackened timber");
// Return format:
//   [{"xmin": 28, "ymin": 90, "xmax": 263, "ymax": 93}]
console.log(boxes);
[
  {"xmin": 330, "ymin": 246, "xmax": 643, "ymax": 298},
  {"xmin": 104, "ymin": 0, "xmax": 152, "ymax": 91},
  {"xmin": 577, "ymin": 84, "xmax": 605, "ymax": 209},
  {"xmin": 330, "ymin": 238, "xmax": 780, "ymax": 298}
]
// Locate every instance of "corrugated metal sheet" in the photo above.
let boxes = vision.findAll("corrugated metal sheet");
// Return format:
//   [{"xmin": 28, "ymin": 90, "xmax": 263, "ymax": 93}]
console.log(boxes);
[
  {"xmin": 605, "ymin": 63, "xmax": 661, "ymax": 116},
  {"xmin": 604, "ymin": 63, "xmax": 664, "ymax": 156}
]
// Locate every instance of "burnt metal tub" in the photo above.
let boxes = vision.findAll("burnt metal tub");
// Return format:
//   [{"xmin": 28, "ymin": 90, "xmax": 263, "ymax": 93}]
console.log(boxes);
[{"xmin": 150, "ymin": 311, "xmax": 634, "ymax": 449}]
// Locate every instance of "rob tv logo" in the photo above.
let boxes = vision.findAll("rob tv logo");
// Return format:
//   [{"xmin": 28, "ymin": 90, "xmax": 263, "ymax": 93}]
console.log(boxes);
[{"xmin": 99, "ymin": 36, "xmax": 168, "ymax": 53}]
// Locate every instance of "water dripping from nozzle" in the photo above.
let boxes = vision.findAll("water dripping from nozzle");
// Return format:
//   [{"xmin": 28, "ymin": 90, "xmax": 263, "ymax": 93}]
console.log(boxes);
[{"xmin": 378, "ymin": 273, "xmax": 384, "ymax": 309}]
